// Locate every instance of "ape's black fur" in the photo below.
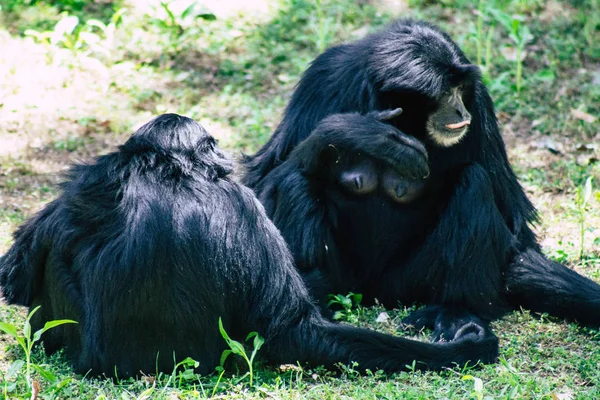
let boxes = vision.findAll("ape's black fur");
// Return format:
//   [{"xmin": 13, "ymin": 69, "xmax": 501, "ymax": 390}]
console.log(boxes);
[
  {"xmin": 0, "ymin": 114, "xmax": 498, "ymax": 378},
  {"xmin": 243, "ymin": 20, "xmax": 600, "ymax": 340}
]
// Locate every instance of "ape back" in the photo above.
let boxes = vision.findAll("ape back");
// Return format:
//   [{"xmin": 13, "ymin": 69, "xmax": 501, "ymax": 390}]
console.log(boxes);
[{"xmin": 0, "ymin": 115, "xmax": 298, "ymax": 376}]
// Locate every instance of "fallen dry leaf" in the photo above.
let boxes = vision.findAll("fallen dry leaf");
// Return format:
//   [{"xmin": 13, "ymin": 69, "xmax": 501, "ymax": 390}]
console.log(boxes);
[
  {"xmin": 551, "ymin": 390, "xmax": 574, "ymax": 400},
  {"xmin": 376, "ymin": 312, "xmax": 390, "ymax": 323},
  {"xmin": 30, "ymin": 380, "xmax": 40, "ymax": 400},
  {"xmin": 570, "ymin": 109, "xmax": 597, "ymax": 123}
]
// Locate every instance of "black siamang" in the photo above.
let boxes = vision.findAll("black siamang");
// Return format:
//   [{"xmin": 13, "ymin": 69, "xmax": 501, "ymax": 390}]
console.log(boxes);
[
  {"xmin": 0, "ymin": 114, "xmax": 498, "ymax": 378},
  {"xmin": 243, "ymin": 20, "xmax": 600, "ymax": 341}
]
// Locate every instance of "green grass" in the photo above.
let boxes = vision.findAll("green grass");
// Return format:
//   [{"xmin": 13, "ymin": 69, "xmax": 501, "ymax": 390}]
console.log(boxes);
[{"xmin": 0, "ymin": 0, "xmax": 599, "ymax": 398}]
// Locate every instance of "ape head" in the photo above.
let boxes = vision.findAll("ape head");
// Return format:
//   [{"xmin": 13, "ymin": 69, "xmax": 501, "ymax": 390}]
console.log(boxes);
[
  {"xmin": 368, "ymin": 20, "xmax": 479, "ymax": 148},
  {"xmin": 122, "ymin": 114, "xmax": 234, "ymax": 180}
]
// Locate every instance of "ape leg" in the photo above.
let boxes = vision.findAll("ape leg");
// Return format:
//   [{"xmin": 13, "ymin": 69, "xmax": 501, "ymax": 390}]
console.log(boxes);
[
  {"xmin": 505, "ymin": 249, "xmax": 600, "ymax": 327},
  {"xmin": 265, "ymin": 304, "xmax": 499, "ymax": 372},
  {"xmin": 383, "ymin": 163, "xmax": 514, "ymax": 340}
]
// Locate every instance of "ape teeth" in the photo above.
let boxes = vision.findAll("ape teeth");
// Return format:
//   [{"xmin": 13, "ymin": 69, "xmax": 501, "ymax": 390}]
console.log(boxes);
[{"xmin": 446, "ymin": 120, "xmax": 471, "ymax": 130}]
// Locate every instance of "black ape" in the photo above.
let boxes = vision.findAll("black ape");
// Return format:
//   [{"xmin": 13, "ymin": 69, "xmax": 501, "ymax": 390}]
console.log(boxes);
[
  {"xmin": 0, "ymin": 114, "xmax": 498, "ymax": 378},
  {"xmin": 243, "ymin": 20, "xmax": 600, "ymax": 340}
]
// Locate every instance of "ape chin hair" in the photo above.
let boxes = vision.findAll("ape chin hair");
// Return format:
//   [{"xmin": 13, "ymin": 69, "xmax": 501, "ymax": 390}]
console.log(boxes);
[{"xmin": 425, "ymin": 117, "xmax": 468, "ymax": 147}]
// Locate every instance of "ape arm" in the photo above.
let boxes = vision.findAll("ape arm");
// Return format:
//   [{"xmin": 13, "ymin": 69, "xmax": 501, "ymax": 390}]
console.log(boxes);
[
  {"xmin": 505, "ymin": 249, "xmax": 600, "ymax": 327},
  {"xmin": 289, "ymin": 111, "xmax": 429, "ymax": 180}
]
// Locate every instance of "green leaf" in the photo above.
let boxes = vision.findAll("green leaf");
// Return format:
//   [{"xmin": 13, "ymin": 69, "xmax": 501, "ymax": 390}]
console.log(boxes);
[
  {"xmin": 219, "ymin": 318, "xmax": 246, "ymax": 356},
  {"xmin": 33, "ymin": 319, "xmax": 77, "ymax": 342},
  {"xmin": 15, "ymin": 336, "xmax": 27, "ymax": 353},
  {"xmin": 160, "ymin": 2, "xmax": 176, "ymax": 23},
  {"xmin": 51, "ymin": 15, "xmax": 80, "ymax": 45},
  {"xmin": 23, "ymin": 319, "xmax": 31, "ymax": 340},
  {"xmin": 228, "ymin": 340, "xmax": 246, "ymax": 356},
  {"xmin": 584, "ymin": 177, "xmax": 593, "ymax": 204},
  {"xmin": 7, "ymin": 360, "xmax": 24, "ymax": 379},
  {"xmin": 533, "ymin": 69, "xmax": 555, "ymax": 82},
  {"xmin": 198, "ymin": 12, "xmax": 217, "ymax": 21},
  {"xmin": 137, "ymin": 387, "xmax": 155, "ymax": 400},
  {"xmin": 252, "ymin": 333, "xmax": 264, "ymax": 352},
  {"xmin": 86, "ymin": 19, "xmax": 107, "ymax": 32},
  {"xmin": 351, "ymin": 293, "xmax": 363, "ymax": 305},
  {"xmin": 0, "ymin": 321, "xmax": 19, "ymax": 338},
  {"xmin": 181, "ymin": 3, "xmax": 197, "ymax": 19},
  {"xmin": 181, "ymin": 368, "xmax": 196, "ymax": 380},
  {"xmin": 219, "ymin": 349, "xmax": 232, "ymax": 368},
  {"xmin": 511, "ymin": 18, "xmax": 520, "ymax": 35},
  {"xmin": 178, "ymin": 357, "xmax": 199, "ymax": 369},
  {"xmin": 332, "ymin": 311, "xmax": 345, "ymax": 320},
  {"xmin": 27, "ymin": 305, "xmax": 42, "ymax": 320},
  {"xmin": 218, "ymin": 318, "xmax": 232, "ymax": 343},
  {"xmin": 32, "ymin": 364, "xmax": 57, "ymax": 383},
  {"xmin": 49, "ymin": 377, "xmax": 72, "ymax": 393},
  {"xmin": 111, "ymin": 8, "xmax": 127, "ymax": 25}
]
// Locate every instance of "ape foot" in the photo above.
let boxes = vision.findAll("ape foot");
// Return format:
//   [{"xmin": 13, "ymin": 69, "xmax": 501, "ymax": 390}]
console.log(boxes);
[{"xmin": 401, "ymin": 305, "xmax": 494, "ymax": 342}]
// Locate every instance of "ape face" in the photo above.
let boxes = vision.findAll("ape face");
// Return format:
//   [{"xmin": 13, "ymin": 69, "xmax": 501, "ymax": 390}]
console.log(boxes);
[{"xmin": 426, "ymin": 87, "xmax": 472, "ymax": 147}]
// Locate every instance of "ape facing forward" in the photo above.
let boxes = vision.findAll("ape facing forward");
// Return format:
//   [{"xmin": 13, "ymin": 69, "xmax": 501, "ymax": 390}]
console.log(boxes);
[
  {"xmin": 0, "ymin": 114, "xmax": 498, "ymax": 378},
  {"xmin": 243, "ymin": 20, "xmax": 600, "ymax": 340}
]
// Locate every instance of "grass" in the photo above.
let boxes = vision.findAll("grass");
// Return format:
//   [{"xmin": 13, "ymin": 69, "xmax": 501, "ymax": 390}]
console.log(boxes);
[{"xmin": 0, "ymin": 0, "xmax": 599, "ymax": 398}]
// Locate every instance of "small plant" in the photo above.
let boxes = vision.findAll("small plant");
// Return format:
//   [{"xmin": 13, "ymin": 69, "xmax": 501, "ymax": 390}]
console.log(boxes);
[
  {"xmin": 0, "ymin": 306, "xmax": 76, "ymax": 394},
  {"xmin": 490, "ymin": 9, "xmax": 533, "ymax": 95},
  {"xmin": 151, "ymin": 0, "xmax": 216, "ymax": 39},
  {"xmin": 573, "ymin": 177, "xmax": 594, "ymax": 261},
  {"xmin": 462, "ymin": 374, "xmax": 488, "ymax": 400},
  {"xmin": 327, "ymin": 292, "xmax": 363, "ymax": 322},
  {"xmin": 217, "ymin": 317, "xmax": 264, "ymax": 387},
  {"xmin": 314, "ymin": 0, "xmax": 328, "ymax": 52},
  {"xmin": 549, "ymin": 240, "xmax": 571, "ymax": 264},
  {"xmin": 25, "ymin": 13, "xmax": 89, "ymax": 54},
  {"xmin": 473, "ymin": 0, "xmax": 496, "ymax": 76},
  {"xmin": 160, "ymin": 356, "xmax": 199, "ymax": 395},
  {"xmin": 84, "ymin": 7, "xmax": 127, "ymax": 62}
]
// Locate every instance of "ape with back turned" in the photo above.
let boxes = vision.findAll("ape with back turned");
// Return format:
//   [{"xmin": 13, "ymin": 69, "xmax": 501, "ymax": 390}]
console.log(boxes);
[
  {"xmin": 244, "ymin": 19, "xmax": 600, "ymax": 340},
  {"xmin": 0, "ymin": 114, "xmax": 498, "ymax": 378}
]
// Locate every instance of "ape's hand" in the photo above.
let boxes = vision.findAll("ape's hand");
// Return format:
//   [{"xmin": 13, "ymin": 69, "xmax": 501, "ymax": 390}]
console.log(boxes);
[{"xmin": 290, "ymin": 111, "xmax": 429, "ymax": 180}]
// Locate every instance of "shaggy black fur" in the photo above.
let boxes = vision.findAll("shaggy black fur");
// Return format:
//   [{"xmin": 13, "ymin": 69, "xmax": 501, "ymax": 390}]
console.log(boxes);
[
  {"xmin": 243, "ymin": 20, "xmax": 600, "ymax": 341},
  {"xmin": 0, "ymin": 114, "xmax": 498, "ymax": 378}
]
